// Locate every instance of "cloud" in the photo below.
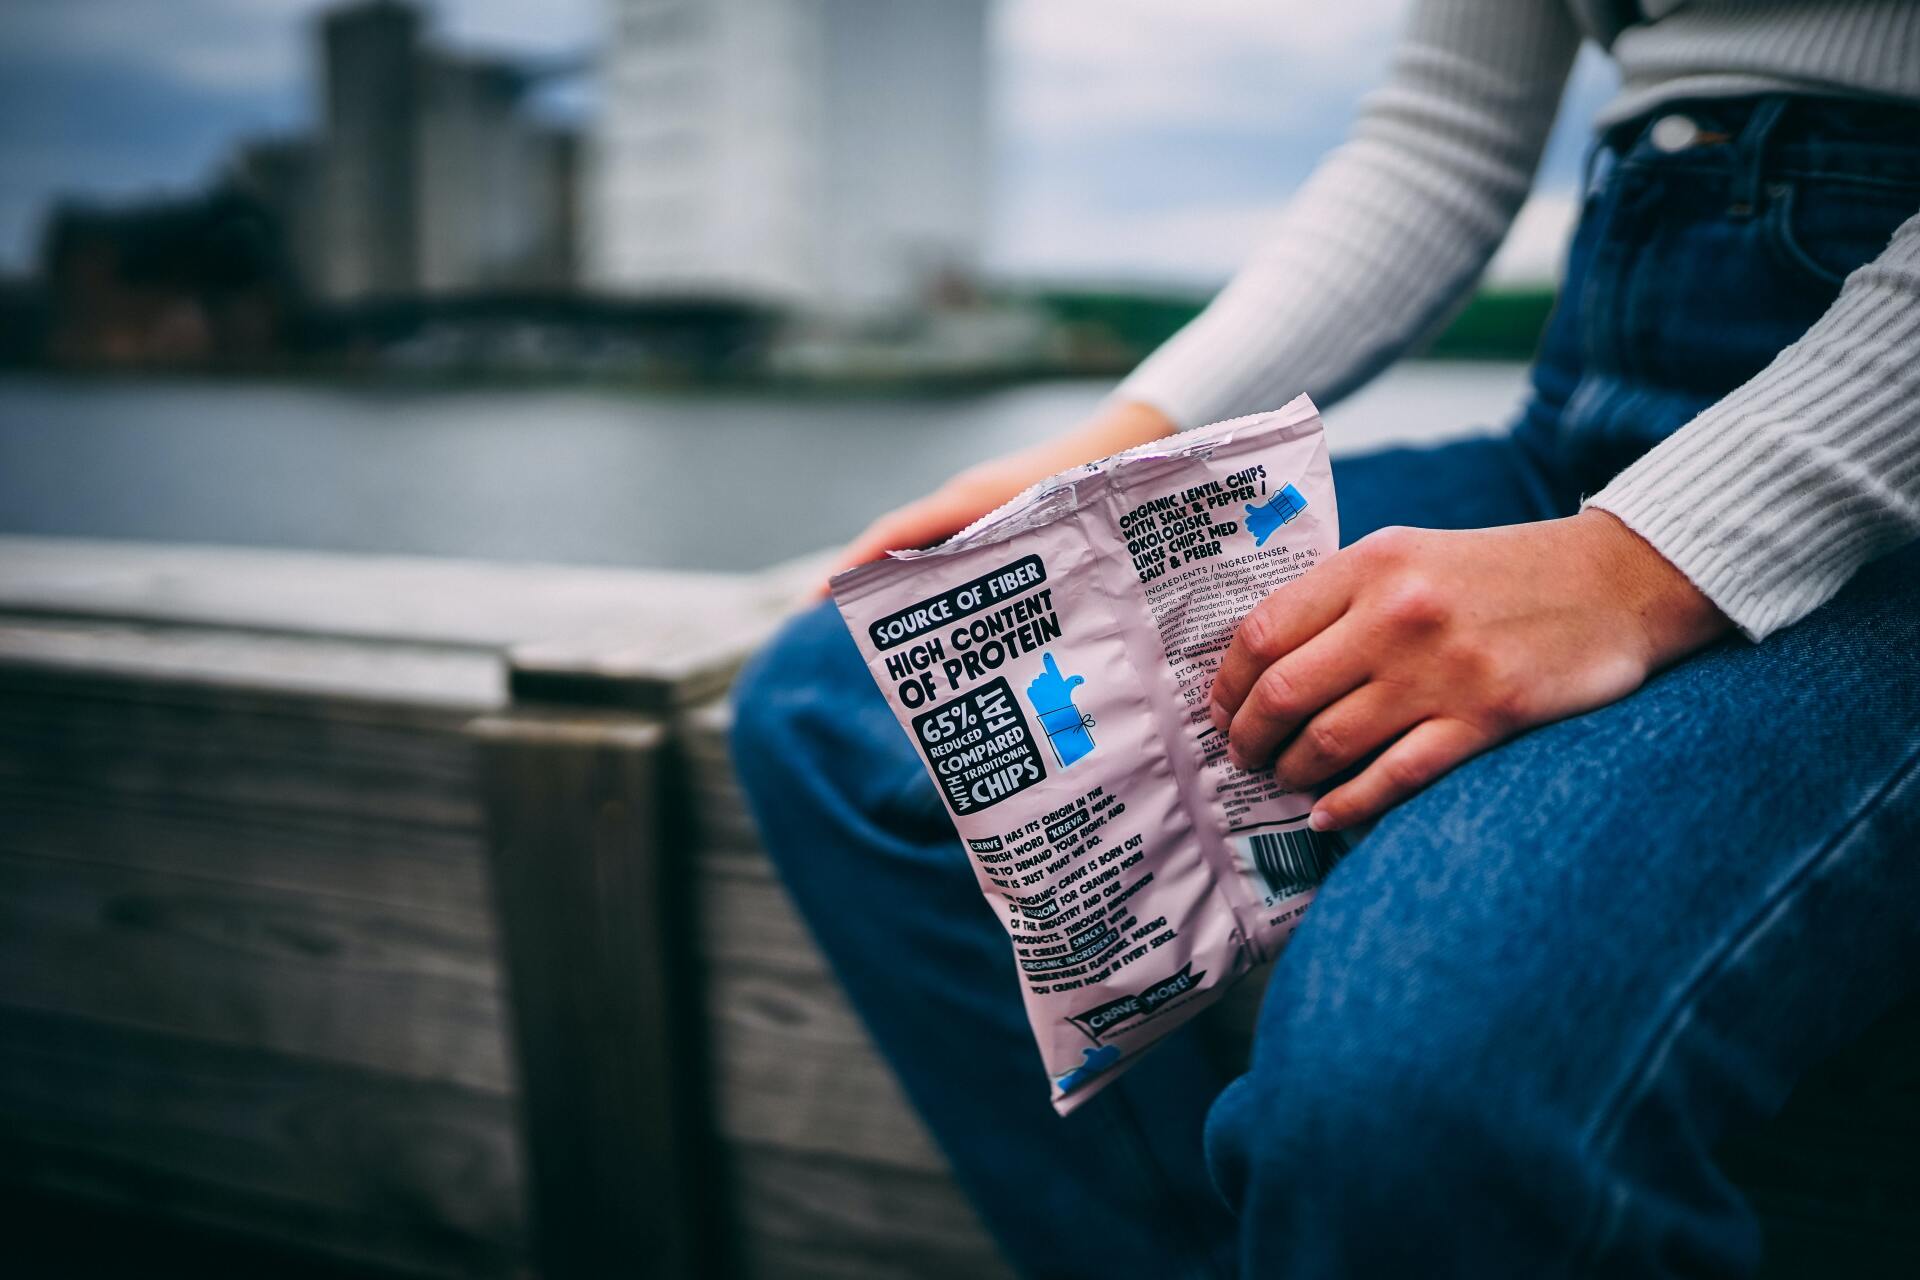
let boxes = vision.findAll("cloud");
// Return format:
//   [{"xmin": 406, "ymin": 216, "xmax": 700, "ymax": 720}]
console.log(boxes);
[
  {"xmin": 997, "ymin": 0, "xmax": 1406, "ymax": 139},
  {"xmin": 0, "ymin": 0, "xmax": 597, "ymax": 95},
  {"xmin": 3, "ymin": 1, "xmax": 313, "ymax": 94},
  {"xmin": 988, "ymin": 15, "xmax": 1619, "ymax": 288}
]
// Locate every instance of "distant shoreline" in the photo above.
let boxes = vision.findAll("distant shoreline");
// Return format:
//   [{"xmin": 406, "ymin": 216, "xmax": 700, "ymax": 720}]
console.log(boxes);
[
  {"xmin": 0, "ymin": 356, "xmax": 1535, "ymax": 401},
  {"xmin": 0, "ymin": 284, "xmax": 1556, "ymax": 386}
]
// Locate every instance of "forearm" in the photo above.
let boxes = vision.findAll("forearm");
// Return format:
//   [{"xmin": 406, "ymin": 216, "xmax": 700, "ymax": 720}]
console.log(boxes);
[
  {"xmin": 1588, "ymin": 209, "xmax": 1920, "ymax": 639},
  {"xmin": 1119, "ymin": 0, "xmax": 1581, "ymax": 429}
]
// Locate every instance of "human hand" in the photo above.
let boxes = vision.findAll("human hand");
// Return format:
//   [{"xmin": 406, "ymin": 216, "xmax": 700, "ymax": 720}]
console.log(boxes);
[
  {"xmin": 1208, "ymin": 510, "xmax": 1733, "ymax": 831},
  {"xmin": 823, "ymin": 400, "xmax": 1176, "ymax": 590}
]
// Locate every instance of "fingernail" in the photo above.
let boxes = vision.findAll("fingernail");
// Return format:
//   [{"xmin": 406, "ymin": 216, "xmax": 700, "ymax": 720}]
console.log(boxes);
[
  {"xmin": 1308, "ymin": 809, "xmax": 1332, "ymax": 831},
  {"xmin": 1209, "ymin": 702, "xmax": 1229, "ymax": 733}
]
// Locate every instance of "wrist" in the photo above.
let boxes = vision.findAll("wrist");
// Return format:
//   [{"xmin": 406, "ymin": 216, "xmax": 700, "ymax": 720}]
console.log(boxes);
[{"xmin": 1575, "ymin": 508, "xmax": 1732, "ymax": 667}]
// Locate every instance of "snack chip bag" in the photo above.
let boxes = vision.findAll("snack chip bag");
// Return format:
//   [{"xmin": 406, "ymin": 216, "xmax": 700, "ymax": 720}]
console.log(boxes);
[{"xmin": 831, "ymin": 396, "xmax": 1345, "ymax": 1114}]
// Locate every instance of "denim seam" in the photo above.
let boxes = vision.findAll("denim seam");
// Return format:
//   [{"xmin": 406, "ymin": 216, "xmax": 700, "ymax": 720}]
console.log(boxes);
[
  {"xmin": 1614, "ymin": 159, "xmax": 1920, "ymax": 192},
  {"xmin": 1768, "ymin": 169, "xmax": 1920, "ymax": 192},
  {"xmin": 1760, "ymin": 185, "xmax": 1849, "ymax": 290},
  {"xmin": 1562, "ymin": 734, "xmax": 1920, "ymax": 1278}
]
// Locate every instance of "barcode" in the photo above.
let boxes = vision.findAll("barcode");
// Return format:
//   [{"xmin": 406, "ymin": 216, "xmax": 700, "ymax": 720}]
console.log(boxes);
[{"xmin": 1236, "ymin": 827, "xmax": 1348, "ymax": 899}]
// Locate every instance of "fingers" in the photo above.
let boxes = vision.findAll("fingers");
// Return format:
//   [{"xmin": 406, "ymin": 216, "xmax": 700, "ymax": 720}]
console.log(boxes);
[
  {"xmin": 823, "ymin": 494, "xmax": 970, "ymax": 592},
  {"xmin": 1268, "ymin": 681, "xmax": 1424, "ymax": 791},
  {"xmin": 1043, "ymin": 652, "xmax": 1062, "ymax": 680},
  {"xmin": 835, "ymin": 507, "xmax": 933, "ymax": 572},
  {"xmin": 1209, "ymin": 560, "xmax": 1352, "ymax": 731},
  {"xmin": 1309, "ymin": 717, "xmax": 1492, "ymax": 831},
  {"xmin": 1222, "ymin": 620, "xmax": 1370, "ymax": 770}
]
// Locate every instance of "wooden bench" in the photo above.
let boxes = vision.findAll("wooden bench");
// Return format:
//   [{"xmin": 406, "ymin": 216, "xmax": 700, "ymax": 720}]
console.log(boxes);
[{"xmin": 1, "ymin": 535, "xmax": 1913, "ymax": 1278}]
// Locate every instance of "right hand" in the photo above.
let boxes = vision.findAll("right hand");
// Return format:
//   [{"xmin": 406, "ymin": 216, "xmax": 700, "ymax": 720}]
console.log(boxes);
[{"xmin": 825, "ymin": 400, "xmax": 1177, "ymax": 588}]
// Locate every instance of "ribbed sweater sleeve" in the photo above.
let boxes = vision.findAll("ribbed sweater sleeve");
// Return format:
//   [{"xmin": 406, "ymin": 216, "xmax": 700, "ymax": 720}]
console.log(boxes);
[
  {"xmin": 1588, "ymin": 210, "xmax": 1920, "ymax": 640},
  {"xmin": 1114, "ymin": 0, "xmax": 1583, "ymax": 428}
]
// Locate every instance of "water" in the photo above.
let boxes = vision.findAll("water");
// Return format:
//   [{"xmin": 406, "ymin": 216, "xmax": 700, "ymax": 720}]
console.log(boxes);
[{"xmin": 0, "ymin": 364, "xmax": 1528, "ymax": 573}]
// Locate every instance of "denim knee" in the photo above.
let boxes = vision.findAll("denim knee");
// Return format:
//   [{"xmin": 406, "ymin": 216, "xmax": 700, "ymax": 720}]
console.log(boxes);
[{"xmin": 1202, "ymin": 962, "xmax": 1600, "ymax": 1273}]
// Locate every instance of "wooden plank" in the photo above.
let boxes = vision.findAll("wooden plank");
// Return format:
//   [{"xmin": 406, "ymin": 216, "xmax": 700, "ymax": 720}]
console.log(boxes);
[
  {"xmin": 0, "ymin": 1004, "xmax": 523, "ymax": 1279},
  {"xmin": 0, "ymin": 537, "xmax": 825, "ymax": 713},
  {"xmin": 507, "ymin": 553, "xmax": 829, "ymax": 713},
  {"xmin": 0, "ymin": 618, "xmax": 503, "ymax": 709},
  {"xmin": 679, "ymin": 697, "xmax": 769, "ymax": 857},
  {"xmin": 7, "ymin": 1182, "xmax": 437, "ymax": 1280},
  {"xmin": 728, "ymin": 1145, "xmax": 1011, "ymax": 1280},
  {"xmin": 695, "ymin": 836, "xmax": 955, "ymax": 1176},
  {"xmin": 698, "ymin": 864, "xmax": 841, "ymax": 976},
  {"xmin": 679, "ymin": 694, "xmax": 954, "ymax": 1176},
  {"xmin": 0, "ymin": 643, "xmax": 492, "ymax": 924},
  {"xmin": 0, "ymin": 671, "xmax": 487, "ymax": 833},
  {"xmin": 707, "ymin": 966, "xmax": 946, "ymax": 1176},
  {"xmin": 0, "ymin": 849, "xmax": 510, "ymax": 1094},
  {"xmin": 473, "ymin": 708, "xmax": 719, "ymax": 1280},
  {"xmin": 0, "ymin": 535, "xmax": 776, "ymax": 649},
  {"xmin": 0, "ymin": 786, "xmax": 493, "ymax": 918}
]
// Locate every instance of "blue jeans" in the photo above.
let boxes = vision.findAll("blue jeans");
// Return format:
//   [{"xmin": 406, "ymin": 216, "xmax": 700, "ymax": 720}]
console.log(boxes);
[{"xmin": 731, "ymin": 97, "xmax": 1920, "ymax": 1278}]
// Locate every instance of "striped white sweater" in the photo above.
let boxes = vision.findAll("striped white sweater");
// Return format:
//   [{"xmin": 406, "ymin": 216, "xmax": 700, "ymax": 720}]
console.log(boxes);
[{"xmin": 1115, "ymin": 0, "xmax": 1920, "ymax": 639}]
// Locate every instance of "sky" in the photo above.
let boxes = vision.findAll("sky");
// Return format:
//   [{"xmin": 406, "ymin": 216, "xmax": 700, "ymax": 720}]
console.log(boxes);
[{"xmin": 0, "ymin": 0, "xmax": 1618, "ymax": 288}]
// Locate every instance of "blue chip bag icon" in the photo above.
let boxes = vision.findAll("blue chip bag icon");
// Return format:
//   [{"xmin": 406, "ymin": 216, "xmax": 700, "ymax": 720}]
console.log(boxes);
[
  {"xmin": 1027, "ymin": 652, "xmax": 1095, "ymax": 767},
  {"xmin": 1246, "ymin": 482, "xmax": 1309, "ymax": 546}
]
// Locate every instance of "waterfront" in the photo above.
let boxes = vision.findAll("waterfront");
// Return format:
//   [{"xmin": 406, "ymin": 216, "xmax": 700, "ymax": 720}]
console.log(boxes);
[{"xmin": 0, "ymin": 364, "xmax": 1528, "ymax": 573}]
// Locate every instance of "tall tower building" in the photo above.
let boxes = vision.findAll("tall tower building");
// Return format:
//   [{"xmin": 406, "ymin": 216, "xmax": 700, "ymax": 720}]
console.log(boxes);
[
  {"xmin": 589, "ymin": 0, "xmax": 989, "ymax": 315},
  {"xmin": 318, "ymin": 0, "xmax": 421, "ymax": 300}
]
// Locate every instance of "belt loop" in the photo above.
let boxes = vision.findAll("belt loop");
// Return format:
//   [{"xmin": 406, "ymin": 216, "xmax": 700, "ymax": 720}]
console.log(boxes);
[{"xmin": 1729, "ymin": 95, "xmax": 1790, "ymax": 218}]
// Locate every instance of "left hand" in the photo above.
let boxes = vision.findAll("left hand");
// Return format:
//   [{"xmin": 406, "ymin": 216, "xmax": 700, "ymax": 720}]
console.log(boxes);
[{"xmin": 1207, "ymin": 510, "xmax": 1733, "ymax": 831}]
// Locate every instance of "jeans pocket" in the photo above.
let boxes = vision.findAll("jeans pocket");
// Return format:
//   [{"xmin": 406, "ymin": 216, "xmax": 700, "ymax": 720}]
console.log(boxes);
[{"xmin": 1761, "ymin": 177, "xmax": 1920, "ymax": 293}]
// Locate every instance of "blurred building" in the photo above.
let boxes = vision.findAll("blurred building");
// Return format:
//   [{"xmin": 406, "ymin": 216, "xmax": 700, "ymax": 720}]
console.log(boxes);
[
  {"xmin": 590, "ymin": 0, "xmax": 990, "ymax": 316},
  {"xmin": 417, "ymin": 55, "xmax": 577, "ymax": 292},
  {"xmin": 38, "ymin": 190, "xmax": 298, "ymax": 368},
  {"xmin": 297, "ymin": 0, "xmax": 579, "ymax": 302},
  {"xmin": 231, "ymin": 136, "xmax": 321, "ymax": 290},
  {"xmin": 319, "ymin": 0, "xmax": 421, "ymax": 299}
]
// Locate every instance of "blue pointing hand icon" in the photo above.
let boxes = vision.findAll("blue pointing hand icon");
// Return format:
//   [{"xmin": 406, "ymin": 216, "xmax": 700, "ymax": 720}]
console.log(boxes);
[{"xmin": 1027, "ymin": 652, "xmax": 1095, "ymax": 768}]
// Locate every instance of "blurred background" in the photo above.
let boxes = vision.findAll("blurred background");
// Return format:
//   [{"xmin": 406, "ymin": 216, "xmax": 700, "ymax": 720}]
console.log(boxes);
[{"xmin": 0, "ymin": 0, "xmax": 1617, "ymax": 570}]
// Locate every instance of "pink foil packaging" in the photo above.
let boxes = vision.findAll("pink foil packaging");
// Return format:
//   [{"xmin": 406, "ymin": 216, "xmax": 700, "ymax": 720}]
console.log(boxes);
[{"xmin": 831, "ymin": 396, "xmax": 1346, "ymax": 1115}]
